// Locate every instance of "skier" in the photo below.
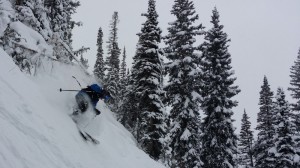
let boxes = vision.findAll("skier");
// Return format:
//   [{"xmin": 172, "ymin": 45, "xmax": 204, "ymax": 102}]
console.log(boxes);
[{"xmin": 74, "ymin": 84, "xmax": 111, "ymax": 115}]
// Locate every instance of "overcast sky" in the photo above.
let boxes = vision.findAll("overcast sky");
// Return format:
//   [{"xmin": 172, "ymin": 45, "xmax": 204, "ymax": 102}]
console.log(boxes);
[{"xmin": 72, "ymin": 0, "xmax": 300, "ymax": 135}]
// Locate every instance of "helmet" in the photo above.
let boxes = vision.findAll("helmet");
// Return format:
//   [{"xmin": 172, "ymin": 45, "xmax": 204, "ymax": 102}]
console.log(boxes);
[{"xmin": 90, "ymin": 84, "xmax": 102, "ymax": 93}]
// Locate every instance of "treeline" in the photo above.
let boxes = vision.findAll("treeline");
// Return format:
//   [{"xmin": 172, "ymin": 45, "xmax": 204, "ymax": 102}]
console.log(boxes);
[
  {"xmin": 94, "ymin": 0, "xmax": 300, "ymax": 168},
  {"xmin": 1, "ymin": 0, "xmax": 300, "ymax": 168}
]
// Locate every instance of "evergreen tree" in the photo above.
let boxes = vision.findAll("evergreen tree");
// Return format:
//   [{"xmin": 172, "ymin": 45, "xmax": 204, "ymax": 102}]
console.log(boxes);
[
  {"xmin": 45, "ymin": 0, "xmax": 79, "ymax": 45},
  {"xmin": 119, "ymin": 70, "xmax": 138, "ymax": 130},
  {"xmin": 105, "ymin": 11, "xmax": 121, "ymax": 109},
  {"xmin": 6, "ymin": 0, "xmax": 51, "ymax": 73},
  {"xmin": 2, "ymin": 0, "xmax": 80, "ymax": 73},
  {"xmin": 271, "ymin": 88, "xmax": 297, "ymax": 168},
  {"xmin": 79, "ymin": 55, "xmax": 89, "ymax": 69},
  {"xmin": 238, "ymin": 110, "xmax": 254, "ymax": 168},
  {"xmin": 15, "ymin": 0, "xmax": 52, "ymax": 39},
  {"xmin": 94, "ymin": 27, "xmax": 105, "ymax": 82},
  {"xmin": 120, "ymin": 47, "xmax": 127, "ymax": 82},
  {"xmin": 164, "ymin": 0, "xmax": 203, "ymax": 167},
  {"xmin": 45, "ymin": 0, "xmax": 80, "ymax": 61},
  {"xmin": 254, "ymin": 76, "xmax": 276, "ymax": 168},
  {"xmin": 2, "ymin": 22, "xmax": 33, "ymax": 74},
  {"xmin": 61, "ymin": 0, "xmax": 80, "ymax": 46},
  {"xmin": 130, "ymin": 0, "xmax": 166, "ymax": 160},
  {"xmin": 289, "ymin": 48, "xmax": 300, "ymax": 133},
  {"xmin": 289, "ymin": 48, "xmax": 300, "ymax": 165},
  {"xmin": 116, "ymin": 47, "xmax": 127, "ymax": 118},
  {"xmin": 74, "ymin": 46, "xmax": 89, "ymax": 69},
  {"xmin": 199, "ymin": 7, "xmax": 240, "ymax": 168}
]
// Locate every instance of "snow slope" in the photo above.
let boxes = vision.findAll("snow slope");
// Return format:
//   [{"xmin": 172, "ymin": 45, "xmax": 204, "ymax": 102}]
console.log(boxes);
[{"xmin": 0, "ymin": 48, "xmax": 165, "ymax": 168}]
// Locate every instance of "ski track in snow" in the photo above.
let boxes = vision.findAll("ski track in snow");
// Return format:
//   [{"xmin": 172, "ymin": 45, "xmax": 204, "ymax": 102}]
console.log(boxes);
[{"xmin": 0, "ymin": 48, "xmax": 165, "ymax": 168}]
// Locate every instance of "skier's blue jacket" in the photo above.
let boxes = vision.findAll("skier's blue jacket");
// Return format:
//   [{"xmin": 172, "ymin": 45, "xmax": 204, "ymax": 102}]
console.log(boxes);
[{"xmin": 77, "ymin": 84, "xmax": 110, "ymax": 108}]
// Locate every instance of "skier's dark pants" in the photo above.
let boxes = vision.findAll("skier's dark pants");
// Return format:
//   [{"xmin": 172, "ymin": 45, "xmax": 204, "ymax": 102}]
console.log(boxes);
[
  {"xmin": 75, "ymin": 91, "xmax": 101, "ymax": 115},
  {"xmin": 75, "ymin": 91, "xmax": 89, "ymax": 112}
]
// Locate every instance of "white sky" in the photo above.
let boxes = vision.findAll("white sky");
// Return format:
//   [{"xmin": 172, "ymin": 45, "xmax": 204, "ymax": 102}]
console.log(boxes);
[{"xmin": 72, "ymin": 0, "xmax": 300, "ymax": 135}]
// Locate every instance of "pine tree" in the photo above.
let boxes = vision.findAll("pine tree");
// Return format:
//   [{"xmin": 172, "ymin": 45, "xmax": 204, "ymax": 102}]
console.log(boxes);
[
  {"xmin": 2, "ymin": 22, "xmax": 33, "ymax": 74},
  {"xmin": 129, "ymin": 0, "xmax": 166, "ymax": 160},
  {"xmin": 105, "ymin": 11, "xmax": 121, "ymax": 109},
  {"xmin": 74, "ymin": 46, "xmax": 89, "ymax": 69},
  {"xmin": 79, "ymin": 55, "xmax": 89, "ymax": 69},
  {"xmin": 289, "ymin": 48, "xmax": 300, "ymax": 166},
  {"xmin": 45, "ymin": 0, "xmax": 80, "ymax": 61},
  {"xmin": 45, "ymin": 0, "xmax": 79, "ymax": 45},
  {"xmin": 7, "ymin": 0, "xmax": 51, "ymax": 73},
  {"xmin": 238, "ymin": 110, "xmax": 254, "ymax": 168},
  {"xmin": 118, "ymin": 47, "xmax": 127, "ymax": 105},
  {"xmin": 3, "ymin": 0, "xmax": 79, "ymax": 73},
  {"xmin": 289, "ymin": 48, "xmax": 300, "ymax": 133},
  {"xmin": 254, "ymin": 76, "xmax": 276, "ymax": 168},
  {"xmin": 61, "ymin": 0, "xmax": 80, "ymax": 46},
  {"xmin": 271, "ymin": 88, "xmax": 297, "ymax": 168},
  {"xmin": 94, "ymin": 27, "xmax": 105, "ymax": 82},
  {"xmin": 120, "ymin": 47, "xmax": 127, "ymax": 82},
  {"xmin": 15, "ymin": 0, "xmax": 52, "ymax": 39},
  {"xmin": 119, "ymin": 70, "xmax": 137, "ymax": 130},
  {"xmin": 164, "ymin": 0, "xmax": 204, "ymax": 167},
  {"xmin": 117, "ymin": 47, "xmax": 127, "ymax": 118},
  {"xmin": 199, "ymin": 7, "xmax": 240, "ymax": 168}
]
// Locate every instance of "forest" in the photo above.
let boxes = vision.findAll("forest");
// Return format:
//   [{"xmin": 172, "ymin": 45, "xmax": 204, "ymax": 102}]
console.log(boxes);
[{"xmin": 0, "ymin": 0, "xmax": 300, "ymax": 167}]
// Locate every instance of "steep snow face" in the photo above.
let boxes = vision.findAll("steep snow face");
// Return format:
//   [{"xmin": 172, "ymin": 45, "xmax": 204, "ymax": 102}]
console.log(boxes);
[{"xmin": 0, "ymin": 49, "xmax": 165, "ymax": 168}]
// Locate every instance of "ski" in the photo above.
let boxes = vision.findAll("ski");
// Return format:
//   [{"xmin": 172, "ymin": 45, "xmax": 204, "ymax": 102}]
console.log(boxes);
[
  {"xmin": 70, "ymin": 113, "xmax": 100, "ymax": 144},
  {"xmin": 77, "ymin": 126, "xmax": 100, "ymax": 144},
  {"xmin": 83, "ymin": 131, "xmax": 100, "ymax": 144}
]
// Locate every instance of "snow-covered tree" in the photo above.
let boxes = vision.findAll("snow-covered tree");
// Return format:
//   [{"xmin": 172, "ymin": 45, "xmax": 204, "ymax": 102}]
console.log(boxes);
[
  {"xmin": 120, "ymin": 47, "xmax": 127, "ymax": 82},
  {"xmin": 45, "ymin": 0, "xmax": 80, "ymax": 61},
  {"xmin": 105, "ymin": 11, "xmax": 121, "ymax": 110},
  {"xmin": 94, "ymin": 27, "xmax": 105, "ymax": 82},
  {"xmin": 119, "ymin": 70, "xmax": 139, "ymax": 133},
  {"xmin": 74, "ymin": 46, "xmax": 89, "ymax": 69},
  {"xmin": 61, "ymin": 0, "xmax": 80, "ymax": 46},
  {"xmin": 2, "ymin": 23, "xmax": 32, "ymax": 73},
  {"xmin": 238, "ymin": 110, "xmax": 254, "ymax": 168},
  {"xmin": 45, "ymin": 0, "xmax": 79, "ymax": 45},
  {"xmin": 164, "ymin": 0, "xmax": 204, "ymax": 167},
  {"xmin": 271, "ymin": 88, "xmax": 297, "ymax": 168},
  {"xmin": 1, "ymin": 0, "xmax": 81, "ymax": 74},
  {"xmin": 1, "ymin": 0, "xmax": 50, "ymax": 74},
  {"xmin": 15, "ymin": 0, "xmax": 52, "ymax": 39},
  {"xmin": 288, "ymin": 48, "xmax": 300, "ymax": 167},
  {"xmin": 129, "ymin": 0, "xmax": 166, "ymax": 160},
  {"xmin": 79, "ymin": 55, "xmax": 88, "ymax": 69},
  {"xmin": 289, "ymin": 48, "xmax": 300, "ymax": 134},
  {"xmin": 254, "ymin": 76, "xmax": 276, "ymax": 168},
  {"xmin": 199, "ymin": 7, "xmax": 240, "ymax": 168},
  {"xmin": 117, "ymin": 47, "xmax": 128, "ymax": 113}
]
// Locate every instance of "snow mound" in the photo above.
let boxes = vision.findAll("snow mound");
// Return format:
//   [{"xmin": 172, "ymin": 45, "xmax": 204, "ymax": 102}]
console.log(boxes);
[{"xmin": 0, "ymin": 48, "xmax": 165, "ymax": 168}]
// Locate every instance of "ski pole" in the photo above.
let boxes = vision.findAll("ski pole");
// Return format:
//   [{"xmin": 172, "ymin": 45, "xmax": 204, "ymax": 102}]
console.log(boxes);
[
  {"xmin": 59, "ymin": 88, "xmax": 95, "ymax": 93},
  {"xmin": 59, "ymin": 88, "xmax": 80, "ymax": 92},
  {"xmin": 72, "ymin": 76, "xmax": 82, "ymax": 88}
]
